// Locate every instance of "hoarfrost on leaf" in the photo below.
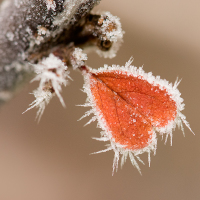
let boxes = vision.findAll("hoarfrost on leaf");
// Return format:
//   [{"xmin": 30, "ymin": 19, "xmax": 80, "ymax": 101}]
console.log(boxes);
[{"xmin": 80, "ymin": 58, "xmax": 193, "ymax": 174}]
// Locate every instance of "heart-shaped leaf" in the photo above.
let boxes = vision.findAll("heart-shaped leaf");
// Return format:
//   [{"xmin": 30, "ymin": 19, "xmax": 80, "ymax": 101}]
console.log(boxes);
[{"xmin": 81, "ymin": 59, "xmax": 193, "ymax": 174}]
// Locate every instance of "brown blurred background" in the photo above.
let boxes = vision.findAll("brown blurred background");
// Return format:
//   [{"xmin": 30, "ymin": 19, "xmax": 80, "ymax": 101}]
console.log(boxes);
[{"xmin": 0, "ymin": 0, "xmax": 199, "ymax": 199}]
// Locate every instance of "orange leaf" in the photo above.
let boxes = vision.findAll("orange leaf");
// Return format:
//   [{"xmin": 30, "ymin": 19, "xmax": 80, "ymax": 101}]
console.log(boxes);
[{"xmin": 81, "ymin": 59, "xmax": 193, "ymax": 173}]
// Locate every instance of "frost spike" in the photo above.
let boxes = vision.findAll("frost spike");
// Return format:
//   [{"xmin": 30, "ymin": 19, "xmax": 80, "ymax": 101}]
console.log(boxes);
[
  {"xmin": 92, "ymin": 137, "xmax": 109, "ymax": 142},
  {"xmin": 135, "ymin": 155, "xmax": 145, "ymax": 165},
  {"xmin": 84, "ymin": 116, "xmax": 97, "ymax": 126},
  {"xmin": 90, "ymin": 146, "xmax": 113, "ymax": 155},
  {"xmin": 129, "ymin": 152, "xmax": 142, "ymax": 175},
  {"xmin": 78, "ymin": 109, "xmax": 94, "ymax": 121}
]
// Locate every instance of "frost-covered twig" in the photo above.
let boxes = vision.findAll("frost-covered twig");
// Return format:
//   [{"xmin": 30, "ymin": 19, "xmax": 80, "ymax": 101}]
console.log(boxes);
[
  {"xmin": 0, "ymin": 0, "xmax": 123, "ymax": 117},
  {"xmin": 0, "ymin": 0, "xmax": 100, "ymax": 105}
]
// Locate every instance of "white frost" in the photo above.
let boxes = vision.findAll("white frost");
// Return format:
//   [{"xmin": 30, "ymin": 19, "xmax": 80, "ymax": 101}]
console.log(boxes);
[
  {"xmin": 71, "ymin": 48, "xmax": 87, "ymax": 70},
  {"xmin": 24, "ymin": 54, "xmax": 70, "ymax": 121},
  {"xmin": 46, "ymin": 0, "xmax": 56, "ymax": 11},
  {"xmin": 23, "ymin": 89, "xmax": 53, "ymax": 122}
]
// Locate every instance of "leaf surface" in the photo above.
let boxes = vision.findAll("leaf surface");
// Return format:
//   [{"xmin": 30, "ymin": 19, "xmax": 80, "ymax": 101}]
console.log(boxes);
[{"xmin": 89, "ymin": 70, "xmax": 177, "ymax": 150}]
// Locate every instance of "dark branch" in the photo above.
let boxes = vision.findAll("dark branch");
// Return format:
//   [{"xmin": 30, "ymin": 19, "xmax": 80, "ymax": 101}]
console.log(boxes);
[{"xmin": 0, "ymin": 0, "xmax": 100, "ymax": 104}]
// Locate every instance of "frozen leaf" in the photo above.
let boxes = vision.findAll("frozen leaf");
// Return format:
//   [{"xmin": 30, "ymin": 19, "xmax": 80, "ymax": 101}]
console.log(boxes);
[{"xmin": 81, "ymin": 58, "xmax": 193, "ymax": 174}]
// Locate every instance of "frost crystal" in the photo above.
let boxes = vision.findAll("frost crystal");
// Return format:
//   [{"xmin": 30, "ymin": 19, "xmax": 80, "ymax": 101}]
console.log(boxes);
[
  {"xmin": 35, "ymin": 26, "xmax": 51, "ymax": 45},
  {"xmin": 24, "ymin": 54, "xmax": 70, "ymax": 120},
  {"xmin": 46, "ymin": 0, "xmax": 56, "ymax": 11},
  {"xmin": 71, "ymin": 48, "xmax": 88, "ymax": 70},
  {"xmin": 23, "ymin": 89, "xmax": 53, "ymax": 122}
]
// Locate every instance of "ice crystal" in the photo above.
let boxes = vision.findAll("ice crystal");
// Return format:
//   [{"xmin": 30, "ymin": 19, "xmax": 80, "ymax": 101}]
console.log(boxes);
[
  {"xmin": 24, "ymin": 54, "xmax": 70, "ymax": 120},
  {"xmin": 71, "ymin": 48, "xmax": 88, "ymax": 70},
  {"xmin": 46, "ymin": 0, "xmax": 56, "ymax": 11},
  {"xmin": 23, "ymin": 89, "xmax": 53, "ymax": 122}
]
